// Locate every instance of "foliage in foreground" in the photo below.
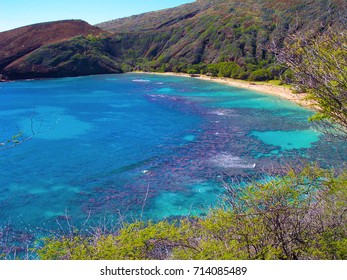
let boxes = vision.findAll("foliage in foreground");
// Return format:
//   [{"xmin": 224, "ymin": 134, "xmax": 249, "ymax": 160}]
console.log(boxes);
[
  {"xmin": 38, "ymin": 166, "xmax": 347, "ymax": 260},
  {"xmin": 276, "ymin": 27, "xmax": 347, "ymax": 138}
]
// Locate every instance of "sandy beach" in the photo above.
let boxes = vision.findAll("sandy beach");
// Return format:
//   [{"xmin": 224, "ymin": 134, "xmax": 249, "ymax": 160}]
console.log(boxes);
[{"xmin": 133, "ymin": 71, "xmax": 314, "ymax": 110}]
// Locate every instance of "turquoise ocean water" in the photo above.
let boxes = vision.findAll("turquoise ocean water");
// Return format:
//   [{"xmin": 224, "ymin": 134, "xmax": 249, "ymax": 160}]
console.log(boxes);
[{"xmin": 0, "ymin": 73, "xmax": 346, "ymax": 243}]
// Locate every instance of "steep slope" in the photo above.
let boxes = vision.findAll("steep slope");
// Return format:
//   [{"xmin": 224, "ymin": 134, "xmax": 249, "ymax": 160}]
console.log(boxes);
[
  {"xmin": 96, "ymin": 0, "xmax": 345, "ymax": 78},
  {"xmin": 96, "ymin": 1, "xmax": 211, "ymax": 33},
  {"xmin": 3, "ymin": 35, "xmax": 123, "ymax": 80},
  {"xmin": 1, "ymin": 0, "xmax": 346, "ymax": 81},
  {"xmin": 99, "ymin": 0, "xmax": 345, "ymax": 34},
  {"xmin": 0, "ymin": 20, "xmax": 103, "ymax": 72},
  {"xmin": 0, "ymin": 20, "xmax": 123, "ymax": 80}
]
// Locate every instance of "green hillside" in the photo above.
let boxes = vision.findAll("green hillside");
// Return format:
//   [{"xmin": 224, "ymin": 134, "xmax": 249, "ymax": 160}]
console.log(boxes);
[
  {"xmin": 98, "ymin": 0, "xmax": 345, "ymax": 79},
  {"xmin": 1, "ymin": 0, "xmax": 346, "ymax": 80}
]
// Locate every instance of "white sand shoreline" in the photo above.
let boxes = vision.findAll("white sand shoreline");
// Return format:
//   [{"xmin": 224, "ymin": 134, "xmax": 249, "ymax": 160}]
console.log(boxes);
[{"xmin": 132, "ymin": 71, "xmax": 314, "ymax": 110}]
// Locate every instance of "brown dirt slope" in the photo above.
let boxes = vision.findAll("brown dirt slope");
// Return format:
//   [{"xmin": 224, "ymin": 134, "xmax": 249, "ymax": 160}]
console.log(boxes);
[{"xmin": 0, "ymin": 20, "xmax": 104, "ymax": 72}]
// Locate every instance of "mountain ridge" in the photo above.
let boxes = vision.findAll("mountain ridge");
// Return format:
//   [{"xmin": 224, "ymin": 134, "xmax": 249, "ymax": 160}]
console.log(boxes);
[
  {"xmin": 1, "ymin": 0, "xmax": 346, "ymax": 81},
  {"xmin": 96, "ymin": 1, "xmax": 210, "ymax": 33},
  {"xmin": 0, "ymin": 20, "xmax": 105, "ymax": 74}
]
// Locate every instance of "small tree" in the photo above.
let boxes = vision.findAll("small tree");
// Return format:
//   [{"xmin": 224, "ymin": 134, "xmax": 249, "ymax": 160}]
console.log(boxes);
[
  {"xmin": 274, "ymin": 27, "xmax": 347, "ymax": 139},
  {"xmin": 37, "ymin": 165, "xmax": 347, "ymax": 260}
]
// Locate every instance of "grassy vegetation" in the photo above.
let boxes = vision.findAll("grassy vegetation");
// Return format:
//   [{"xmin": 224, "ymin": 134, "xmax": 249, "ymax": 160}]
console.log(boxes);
[
  {"xmin": 95, "ymin": 0, "xmax": 342, "ymax": 82},
  {"xmin": 4, "ymin": 0, "xmax": 344, "ymax": 81},
  {"xmin": 10, "ymin": 35, "xmax": 123, "ymax": 78}
]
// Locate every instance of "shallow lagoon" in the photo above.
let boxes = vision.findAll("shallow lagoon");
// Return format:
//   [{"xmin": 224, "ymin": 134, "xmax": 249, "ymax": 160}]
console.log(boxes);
[{"xmin": 0, "ymin": 73, "xmax": 346, "ymax": 234}]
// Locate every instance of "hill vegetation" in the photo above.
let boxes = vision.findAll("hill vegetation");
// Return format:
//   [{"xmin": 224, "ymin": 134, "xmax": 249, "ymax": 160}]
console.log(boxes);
[
  {"xmin": 0, "ymin": 20, "xmax": 119, "ymax": 79},
  {"xmin": 3, "ymin": 35, "xmax": 122, "ymax": 79},
  {"xmin": 1, "ymin": 0, "xmax": 347, "ymax": 260},
  {"xmin": 98, "ymin": 0, "xmax": 345, "ymax": 79},
  {"xmin": 1, "ymin": 0, "xmax": 346, "ymax": 81}
]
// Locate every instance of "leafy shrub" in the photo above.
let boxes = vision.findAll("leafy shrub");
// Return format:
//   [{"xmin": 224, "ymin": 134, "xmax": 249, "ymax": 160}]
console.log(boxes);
[
  {"xmin": 249, "ymin": 68, "xmax": 271, "ymax": 81},
  {"xmin": 37, "ymin": 166, "xmax": 347, "ymax": 260}
]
